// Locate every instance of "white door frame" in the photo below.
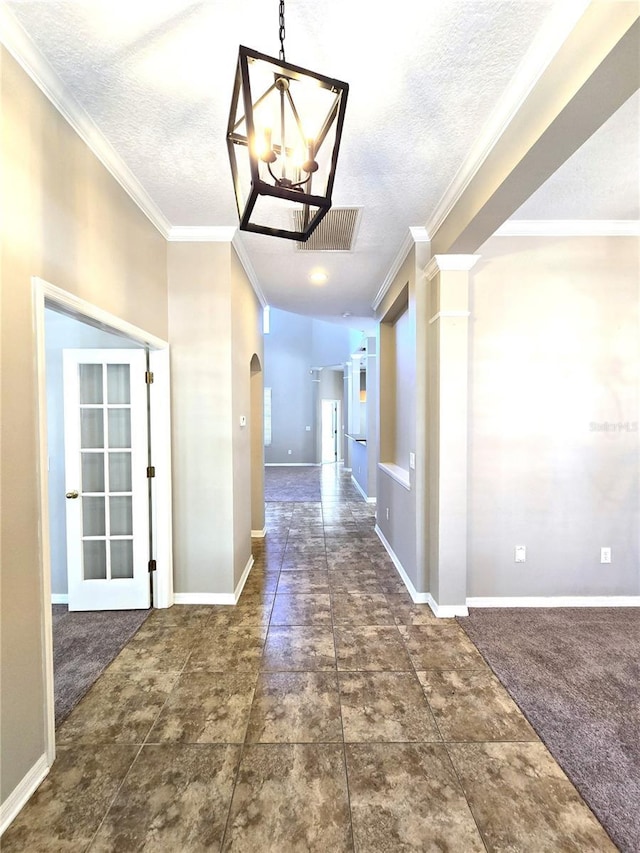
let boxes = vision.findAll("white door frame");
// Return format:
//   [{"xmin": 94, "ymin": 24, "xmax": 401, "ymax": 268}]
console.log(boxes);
[{"xmin": 33, "ymin": 276, "xmax": 174, "ymax": 765}]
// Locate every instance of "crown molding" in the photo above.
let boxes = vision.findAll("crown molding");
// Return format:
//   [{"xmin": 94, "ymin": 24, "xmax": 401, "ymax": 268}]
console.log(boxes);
[
  {"xmin": 168, "ymin": 226, "xmax": 237, "ymax": 242},
  {"xmin": 494, "ymin": 219, "xmax": 640, "ymax": 237},
  {"xmin": 232, "ymin": 233, "xmax": 268, "ymax": 308},
  {"xmin": 1, "ymin": 4, "xmax": 268, "ymax": 312},
  {"xmin": 372, "ymin": 227, "xmax": 430, "ymax": 311},
  {"xmin": 424, "ymin": 0, "xmax": 591, "ymax": 244},
  {"xmin": 0, "ymin": 6, "xmax": 173, "ymax": 238}
]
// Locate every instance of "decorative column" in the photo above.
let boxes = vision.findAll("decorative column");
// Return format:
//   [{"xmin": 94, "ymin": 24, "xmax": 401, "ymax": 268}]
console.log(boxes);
[
  {"xmin": 350, "ymin": 353, "xmax": 363, "ymax": 436},
  {"xmin": 424, "ymin": 254, "xmax": 480, "ymax": 616},
  {"xmin": 342, "ymin": 362, "xmax": 351, "ymax": 470}
]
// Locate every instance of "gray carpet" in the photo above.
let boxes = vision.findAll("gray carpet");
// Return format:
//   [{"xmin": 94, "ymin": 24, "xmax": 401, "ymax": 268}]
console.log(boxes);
[
  {"xmin": 53, "ymin": 605, "xmax": 150, "ymax": 726},
  {"xmin": 459, "ymin": 607, "xmax": 640, "ymax": 853}
]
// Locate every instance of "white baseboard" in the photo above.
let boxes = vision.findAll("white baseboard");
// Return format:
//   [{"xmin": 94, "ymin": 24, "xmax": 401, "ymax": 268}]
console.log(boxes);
[
  {"xmin": 427, "ymin": 595, "xmax": 469, "ymax": 618},
  {"xmin": 51, "ymin": 594, "xmax": 68, "ymax": 604},
  {"xmin": 351, "ymin": 475, "xmax": 375, "ymax": 503},
  {"xmin": 0, "ymin": 754, "xmax": 49, "ymax": 835},
  {"xmin": 173, "ymin": 592, "xmax": 236, "ymax": 606},
  {"xmin": 265, "ymin": 463, "xmax": 320, "ymax": 467},
  {"xmin": 467, "ymin": 595, "xmax": 640, "ymax": 609},
  {"xmin": 251, "ymin": 527, "xmax": 267, "ymax": 538},
  {"xmin": 234, "ymin": 556, "xmax": 254, "ymax": 601},
  {"xmin": 374, "ymin": 525, "xmax": 468, "ymax": 617},
  {"xmin": 375, "ymin": 525, "xmax": 430, "ymax": 605},
  {"xmin": 343, "ymin": 467, "xmax": 352, "ymax": 472},
  {"xmin": 172, "ymin": 556, "xmax": 255, "ymax": 607}
]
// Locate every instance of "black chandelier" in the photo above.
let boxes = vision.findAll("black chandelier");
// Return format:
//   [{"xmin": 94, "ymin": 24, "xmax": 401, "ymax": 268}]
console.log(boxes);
[{"xmin": 227, "ymin": 1, "xmax": 349, "ymax": 242}]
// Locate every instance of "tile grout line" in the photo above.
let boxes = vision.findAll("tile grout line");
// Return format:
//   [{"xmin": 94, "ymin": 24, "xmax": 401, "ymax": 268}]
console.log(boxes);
[
  {"xmin": 325, "ymin": 496, "xmax": 358, "ymax": 853},
  {"xmin": 220, "ymin": 505, "xmax": 290, "ymax": 848},
  {"xmin": 82, "ymin": 612, "xmax": 213, "ymax": 850},
  {"xmin": 83, "ymin": 741, "xmax": 146, "ymax": 852},
  {"xmin": 398, "ymin": 613, "xmax": 492, "ymax": 852}
]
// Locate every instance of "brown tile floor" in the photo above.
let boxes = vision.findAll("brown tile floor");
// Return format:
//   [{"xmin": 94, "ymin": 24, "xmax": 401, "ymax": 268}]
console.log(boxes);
[{"xmin": 3, "ymin": 465, "xmax": 616, "ymax": 851}]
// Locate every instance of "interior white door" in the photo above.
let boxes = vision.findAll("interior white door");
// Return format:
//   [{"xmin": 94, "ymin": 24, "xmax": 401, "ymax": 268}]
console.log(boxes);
[
  {"xmin": 63, "ymin": 349, "xmax": 150, "ymax": 610},
  {"xmin": 321, "ymin": 399, "xmax": 339, "ymax": 463}
]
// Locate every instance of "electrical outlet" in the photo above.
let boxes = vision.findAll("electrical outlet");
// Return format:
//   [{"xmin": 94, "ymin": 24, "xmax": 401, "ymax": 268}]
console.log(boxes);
[
  {"xmin": 515, "ymin": 545, "xmax": 526, "ymax": 563},
  {"xmin": 600, "ymin": 547, "xmax": 611, "ymax": 564},
  {"xmin": 409, "ymin": 452, "xmax": 416, "ymax": 470},
  {"xmin": 386, "ymin": 507, "xmax": 390, "ymax": 521},
  {"xmin": 287, "ymin": 449, "xmax": 292, "ymax": 455}
]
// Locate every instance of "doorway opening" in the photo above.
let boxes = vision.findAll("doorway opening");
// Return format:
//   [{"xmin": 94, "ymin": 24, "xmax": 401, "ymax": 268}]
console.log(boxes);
[
  {"xmin": 321, "ymin": 399, "xmax": 342, "ymax": 464},
  {"xmin": 34, "ymin": 277, "xmax": 173, "ymax": 765}
]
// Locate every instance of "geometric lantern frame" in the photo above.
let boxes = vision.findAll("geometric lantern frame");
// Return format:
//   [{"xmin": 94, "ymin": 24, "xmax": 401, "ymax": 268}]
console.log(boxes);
[{"xmin": 227, "ymin": 45, "xmax": 349, "ymax": 242}]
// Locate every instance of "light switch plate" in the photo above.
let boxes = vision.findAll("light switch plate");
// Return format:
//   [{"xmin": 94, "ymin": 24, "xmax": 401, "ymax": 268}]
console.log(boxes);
[
  {"xmin": 409, "ymin": 452, "xmax": 415, "ymax": 470},
  {"xmin": 515, "ymin": 545, "xmax": 526, "ymax": 563}
]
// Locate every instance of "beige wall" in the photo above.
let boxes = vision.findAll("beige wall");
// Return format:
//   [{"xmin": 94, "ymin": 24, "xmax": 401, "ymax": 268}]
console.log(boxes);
[
  {"xmin": 468, "ymin": 235, "xmax": 640, "ymax": 596},
  {"xmin": 168, "ymin": 242, "xmax": 235, "ymax": 595},
  {"xmin": 167, "ymin": 242, "xmax": 263, "ymax": 595},
  {"xmin": 1, "ymin": 48, "xmax": 167, "ymax": 803}
]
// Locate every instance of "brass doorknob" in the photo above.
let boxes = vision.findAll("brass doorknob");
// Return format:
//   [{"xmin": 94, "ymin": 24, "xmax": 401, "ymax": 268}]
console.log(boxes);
[{"xmin": 65, "ymin": 490, "xmax": 79, "ymax": 499}]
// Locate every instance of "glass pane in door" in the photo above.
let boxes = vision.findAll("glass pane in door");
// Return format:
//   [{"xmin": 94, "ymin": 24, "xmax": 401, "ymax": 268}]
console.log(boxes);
[
  {"xmin": 83, "ymin": 540, "xmax": 107, "ymax": 580},
  {"xmin": 109, "ymin": 452, "xmax": 132, "ymax": 492},
  {"xmin": 110, "ymin": 496, "xmax": 133, "ymax": 536},
  {"xmin": 83, "ymin": 496, "xmax": 106, "ymax": 536},
  {"xmin": 79, "ymin": 364, "xmax": 103, "ymax": 404},
  {"xmin": 111, "ymin": 540, "xmax": 134, "ymax": 579},
  {"xmin": 108, "ymin": 409, "xmax": 131, "ymax": 448},
  {"xmin": 107, "ymin": 364, "xmax": 131, "ymax": 404},
  {"xmin": 82, "ymin": 453, "xmax": 105, "ymax": 492},
  {"xmin": 81, "ymin": 409, "xmax": 104, "ymax": 448}
]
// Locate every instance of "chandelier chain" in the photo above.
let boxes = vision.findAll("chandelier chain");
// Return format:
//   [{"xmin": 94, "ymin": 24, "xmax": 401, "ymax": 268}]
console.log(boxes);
[{"xmin": 278, "ymin": 0, "xmax": 286, "ymax": 61}]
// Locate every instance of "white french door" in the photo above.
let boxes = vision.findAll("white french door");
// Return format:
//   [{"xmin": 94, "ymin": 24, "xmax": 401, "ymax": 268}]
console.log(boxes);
[{"xmin": 62, "ymin": 349, "xmax": 150, "ymax": 610}]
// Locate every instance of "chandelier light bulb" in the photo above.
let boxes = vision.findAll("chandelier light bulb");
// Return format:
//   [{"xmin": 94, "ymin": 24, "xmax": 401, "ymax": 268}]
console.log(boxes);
[
  {"xmin": 257, "ymin": 127, "xmax": 277, "ymax": 163},
  {"xmin": 302, "ymin": 139, "xmax": 319, "ymax": 174}
]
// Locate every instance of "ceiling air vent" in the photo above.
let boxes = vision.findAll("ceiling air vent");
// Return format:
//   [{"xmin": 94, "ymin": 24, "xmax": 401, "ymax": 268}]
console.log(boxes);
[{"xmin": 294, "ymin": 207, "xmax": 360, "ymax": 251}]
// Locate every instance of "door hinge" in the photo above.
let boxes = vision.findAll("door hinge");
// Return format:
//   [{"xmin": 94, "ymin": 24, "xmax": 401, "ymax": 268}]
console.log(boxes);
[
  {"xmin": 148, "ymin": 559, "xmax": 157, "ymax": 573},
  {"xmin": 147, "ymin": 466, "xmax": 156, "ymax": 478},
  {"xmin": 145, "ymin": 370, "xmax": 154, "ymax": 384}
]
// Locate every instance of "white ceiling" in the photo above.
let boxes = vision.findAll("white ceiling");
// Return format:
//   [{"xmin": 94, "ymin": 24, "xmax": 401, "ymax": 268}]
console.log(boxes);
[{"xmin": 3, "ymin": 0, "xmax": 638, "ymax": 322}]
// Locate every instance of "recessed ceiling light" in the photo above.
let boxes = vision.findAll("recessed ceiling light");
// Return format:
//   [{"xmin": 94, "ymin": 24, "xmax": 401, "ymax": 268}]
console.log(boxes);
[{"xmin": 309, "ymin": 270, "xmax": 328, "ymax": 285}]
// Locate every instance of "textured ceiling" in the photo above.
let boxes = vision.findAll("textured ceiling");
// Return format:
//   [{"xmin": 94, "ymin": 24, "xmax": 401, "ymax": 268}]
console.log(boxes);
[{"xmin": 4, "ymin": 0, "xmax": 638, "ymax": 321}]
